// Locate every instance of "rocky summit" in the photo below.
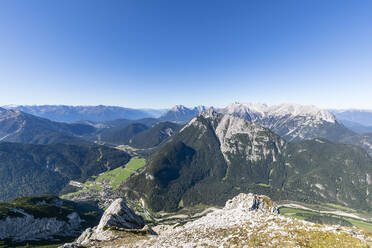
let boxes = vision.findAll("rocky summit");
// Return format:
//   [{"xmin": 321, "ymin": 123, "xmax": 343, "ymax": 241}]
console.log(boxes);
[
  {"xmin": 60, "ymin": 193, "xmax": 372, "ymax": 248},
  {"xmin": 68, "ymin": 198, "xmax": 148, "ymax": 247}
]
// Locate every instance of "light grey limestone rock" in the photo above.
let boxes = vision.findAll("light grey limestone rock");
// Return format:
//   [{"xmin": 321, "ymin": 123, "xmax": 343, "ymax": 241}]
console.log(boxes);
[
  {"xmin": 0, "ymin": 210, "xmax": 82, "ymax": 242},
  {"xmin": 224, "ymin": 193, "xmax": 279, "ymax": 214},
  {"xmin": 75, "ymin": 198, "xmax": 146, "ymax": 245},
  {"xmin": 96, "ymin": 198, "xmax": 144, "ymax": 232}
]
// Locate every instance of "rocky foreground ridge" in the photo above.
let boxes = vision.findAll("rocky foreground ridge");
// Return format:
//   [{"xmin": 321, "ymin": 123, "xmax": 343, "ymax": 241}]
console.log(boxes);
[{"xmin": 61, "ymin": 193, "xmax": 372, "ymax": 248}]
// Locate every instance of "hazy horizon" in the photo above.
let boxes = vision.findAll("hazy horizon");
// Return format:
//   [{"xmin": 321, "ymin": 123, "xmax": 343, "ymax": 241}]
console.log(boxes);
[{"xmin": 2, "ymin": 102, "xmax": 372, "ymax": 111}]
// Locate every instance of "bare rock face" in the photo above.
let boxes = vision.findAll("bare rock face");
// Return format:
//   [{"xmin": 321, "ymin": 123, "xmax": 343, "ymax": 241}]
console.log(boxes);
[
  {"xmin": 224, "ymin": 193, "xmax": 279, "ymax": 214},
  {"xmin": 0, "ymin": 210, "xmax": 82, "ymax": 242},
  {"xmin": 97, "ymin": 198, "xmax": 145, "ymax": 232},
  {"xmin": 75, "ymin": 227, "xmax": 93, "ymax": 244},
  {"xmin": 73, "ymin": 198, "xmax": 146, "ymax": 245},
  {"xmin": 58, "ymin": 243, "xmax": 85, "ymax": 248}
]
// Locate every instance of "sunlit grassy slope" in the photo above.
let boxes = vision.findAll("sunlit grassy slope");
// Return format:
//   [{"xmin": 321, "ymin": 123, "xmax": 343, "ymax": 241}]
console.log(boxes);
[
  {"xmin": 95, "ymin": 157, "xmax": 146, "ymax": 189},
  {"xmin": 61, "ymin": 157, "xmax": 146, "ymax": 198}
]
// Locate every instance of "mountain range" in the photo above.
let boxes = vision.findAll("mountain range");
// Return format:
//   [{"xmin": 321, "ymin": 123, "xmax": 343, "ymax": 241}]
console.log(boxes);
[
  {"xmin": 2, "ymin": 104, "xmax": 372, "ymax": 206},
  {"xmin": 329, "ymin": 109, "xmax": 372, "ymax": 134},
  {"xmin": 3, "ymin": 105, "xmax": 167, "ymax": 123},
  {"xmin": 4, "ymin": 104, "xmax": 372, "ymax": 130},
  {"xmin": 0, "ymin": 107, "xmax": 95, "ymax": 145},
  {"xmin": 329, "ymin": 109, "xmax": 372, "ymax": 127},
  {"xmin": 220, "ymin": 103, "xmax": 355, "ymax": 142},
  {"xmin": 3, "ymin": 102, "xmax": 372, "ymax": 246},
  {"xmin": 0, "ymin": 142, "xmax": 130, "ymax": 202},
  {"xmin": 122, "ymin": 109, "xmax": 372, "ymax": 212},
  {"xmin": 158, "ymin": 105, "xmax": 207, "ymax": 123}
]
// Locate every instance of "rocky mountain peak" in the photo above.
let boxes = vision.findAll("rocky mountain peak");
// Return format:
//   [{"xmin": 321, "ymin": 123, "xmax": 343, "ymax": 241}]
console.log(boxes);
[
  {"xmin": 199, "ymin": 107, "xmax": 219, "ymax": 118},
  {"xmin": 224, "ymin": 193, "xmax": 279, "ymax": 214},
  {"xmin": 180, "ymin": 110, "xmax": 286, "ymax": 165},
  {"xmin": 170, "ymin": 105, "xmax": 187, "ymax": 112}
]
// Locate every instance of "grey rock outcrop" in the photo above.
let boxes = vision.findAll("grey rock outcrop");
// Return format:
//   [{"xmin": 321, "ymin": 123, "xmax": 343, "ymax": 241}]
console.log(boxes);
[
  {"xmin": 75, "ymin": 198, "xmax": 146, "ymax": 245},
  {"xmin": 224, "ymin": 193, "xmax": 279, "ymax": 213},
  {"xmin": 97, "ymin": 198, "xmax": 144, "ymax": 232},
  {"xmin": 0, "ymin": 210, "xmax": 82, "ymax": 242},
  {"xmin": 58, "ymin": 243, "xmax": 85, "ymax": 248}
]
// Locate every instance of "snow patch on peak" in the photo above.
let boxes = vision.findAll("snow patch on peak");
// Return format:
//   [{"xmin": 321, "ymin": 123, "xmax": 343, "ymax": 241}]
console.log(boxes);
[
  {"xmin": 169, "ymin": 105, "xmax": 208, "ymax": 114},
  {"xmin": 170, "ymin": 105, "xmax": 188, "ymax": 112},
  {"xmin": 195, "ymin": 105, "xmax": 207, "ymax": 113},
  {"xmin": 273, "ymin": 103, "xmax": 336, "ymax": 122},
  {"xmin": 224, "ymin": 102, "xmax": 267, "ymax": 118},
  {"xmin": 224, "ymin": 102, "xmax": 336, "ymax": 123}
]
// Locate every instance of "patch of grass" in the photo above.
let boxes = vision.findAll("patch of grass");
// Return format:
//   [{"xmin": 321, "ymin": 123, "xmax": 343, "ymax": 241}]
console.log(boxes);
[
  {"xmin": 60, "ymin": 188, "xmax": 88, "ymax": 198},
  {"xmin": 178, "ymin": 199, "xmax": 184, "ymax": 208},
  {"xmin": 325, "ymin": 203, "xmax": 356, "ymax": 212},
  {"xmin": 257, "ymin": 183, "xmax": 270, "ymax": 188},
  {"xmin": 291, "ymin": 229, "xmax": 369, "ymax": 248},
  {"xmin": 206, "ymin": 218, "xmax": 370, "ymax": 248},
  {"xmin": 279, "ymin": 207, "xmax": 313, "ymax": 216},
  {"xmin": 347, "ymin": 218, "xmax": 372, "ymax": 233},
  {"xmin": 244, "ymin": 229, "xmax": 369, "ymax": 248},
  {"xmin": 125, "ymin": 158, "xmax": 146, "ymax": 170}
]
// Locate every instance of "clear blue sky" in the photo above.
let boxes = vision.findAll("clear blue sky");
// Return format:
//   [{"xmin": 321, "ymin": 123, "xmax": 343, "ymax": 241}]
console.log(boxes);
[{"xmin": 0, "ymin": 0, "xmax": 371, "ymax": 109}]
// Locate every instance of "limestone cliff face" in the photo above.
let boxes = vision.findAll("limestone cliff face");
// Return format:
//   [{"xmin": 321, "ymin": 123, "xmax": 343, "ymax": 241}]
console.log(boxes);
[{"xmin": 0, "ymin": 209, "xmax": 82, "ymax": 241}]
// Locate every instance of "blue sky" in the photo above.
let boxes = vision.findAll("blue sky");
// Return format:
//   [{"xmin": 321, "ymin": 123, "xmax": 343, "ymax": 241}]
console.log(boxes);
[{"xmin": 0, "ymin": 0, "xmax": 371, "ymax": 109}]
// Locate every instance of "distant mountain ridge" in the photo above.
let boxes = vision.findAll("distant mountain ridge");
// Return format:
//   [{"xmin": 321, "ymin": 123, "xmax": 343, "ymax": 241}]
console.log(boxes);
[
  {"xmin": 158, "ymin": 103, "xmax": 357, "ymax": 143},
  {"xmin": 159, "ymin": 105, "xmax": 207, "ymax": 123},
  {"xmin": 329, "ymin": 109, "xmax": 372, "ymax": 127},
  {"xmin": 0, "ymin": 142, "xmax": 130, "ymax": 202},
  {"xmin": 3, "ymin": 105, "xmax": 166, "ymax": 123},
  {"xmin": 0, "ymin": 108, "xmax": 95, "ymax": 145},
  {"xmin": 329, "ymin": 109, "xmax": 372, "ymax": 133},
  {"xmin": 337, "ymin": 120, "xmax": 372, "ymax": 134}
]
